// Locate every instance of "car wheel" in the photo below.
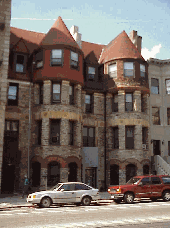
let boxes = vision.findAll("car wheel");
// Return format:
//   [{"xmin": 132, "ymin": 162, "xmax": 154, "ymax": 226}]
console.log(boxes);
[
  {"xmin": 150, "ymin": 198, "xmax": 158, "ymax": 202},
  {"xmin": 40, "ymin": 197, "xmax": 52, "ymax": 208},
  {"xmin": 113, "ymin": 199, "xmax": 122, "ymax": 204},
  {"xmin": 124, "ymin": 193, "xmax": 134, "ymax": 204},
  {"xmin": 162, "ymin": 191, "xmax": 170, "ymax": 202},
  {"xmin": 82, "ymin": 196, "xmax": 91, "ymax": 206}
]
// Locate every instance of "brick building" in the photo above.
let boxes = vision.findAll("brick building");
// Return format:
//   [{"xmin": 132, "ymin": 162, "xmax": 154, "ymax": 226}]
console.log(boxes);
[{"xmin": 1, "ymin": 16, "xmax": 153, "ymax": 193}]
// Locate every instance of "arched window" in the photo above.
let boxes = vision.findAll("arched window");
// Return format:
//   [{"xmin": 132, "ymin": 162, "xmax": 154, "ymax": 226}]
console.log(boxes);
[
  {"xmin": 110, "ymin": 164, "xmax": 119, "ymax": 185},
  {"xmin": 68, "ymin": 162, "xmax": 77, "ymax": 182},
  {"xmin": 47, "ymin": 162, "xmax": 60, "ymax": 186},
  {"xmin": 32, "ymin": 162, "xmax": 41, "ymax": 187},
  {"xmin": 126, "ymin": 164, "xmax": 137, "ymax": 183},
  {"xmin": 143, "ymin": 164, "xmax": 149, "ymax": 175}
]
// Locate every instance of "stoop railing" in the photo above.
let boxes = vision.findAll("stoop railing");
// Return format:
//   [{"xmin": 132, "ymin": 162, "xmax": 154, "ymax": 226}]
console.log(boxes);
[{"xmin": 154, "ymin": 155, "xmax": 170, "ymax": 175}]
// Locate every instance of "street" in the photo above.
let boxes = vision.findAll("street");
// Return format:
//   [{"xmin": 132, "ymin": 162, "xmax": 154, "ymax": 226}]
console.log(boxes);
[{"xmin": 0, "ymin": 200, "xmax": 170, "ymax": 228}]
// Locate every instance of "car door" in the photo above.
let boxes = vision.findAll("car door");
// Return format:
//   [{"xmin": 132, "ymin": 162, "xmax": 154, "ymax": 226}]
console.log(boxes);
[
  {"xmin": 136, "ymin": 177, "xmax": 151, "ymax": 198},
  {"xmin": 75, "ymin": 183, "xmax": 91, "ymax": 202},
  {"xmin": 53, "ymin": 184, "xmax": 75, "ymax": 204},
  {"xmin": 150, "ymin": 176, "xmax": 163, "ymax": 198}
]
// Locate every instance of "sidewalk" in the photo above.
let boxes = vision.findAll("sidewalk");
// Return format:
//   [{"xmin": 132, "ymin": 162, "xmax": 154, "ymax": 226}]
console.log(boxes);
[{"xmin": 0, "ymin": 192, "xmax": 112, "ymax": 209}]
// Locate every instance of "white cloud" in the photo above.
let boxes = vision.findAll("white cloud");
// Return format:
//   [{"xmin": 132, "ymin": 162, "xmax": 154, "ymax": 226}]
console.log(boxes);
[{"xmin": 141, "ymin": 44, "xmax": 162, "ymax": 60}]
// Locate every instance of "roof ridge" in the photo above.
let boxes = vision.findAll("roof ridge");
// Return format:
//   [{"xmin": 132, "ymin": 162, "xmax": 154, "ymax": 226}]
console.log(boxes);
[{"xmin": 11, "ymin": 26, "xmax": 45, "ymax": 35}]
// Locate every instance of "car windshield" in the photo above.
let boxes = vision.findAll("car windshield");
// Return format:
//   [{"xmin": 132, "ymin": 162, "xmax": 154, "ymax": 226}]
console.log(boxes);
[
  {"xmin": 50, "ymin": 184, "xmax": 61, "ymax": 191},
  {"xmin": 126, "ymin": 177, "xmax": 141, "ymax": 185}
]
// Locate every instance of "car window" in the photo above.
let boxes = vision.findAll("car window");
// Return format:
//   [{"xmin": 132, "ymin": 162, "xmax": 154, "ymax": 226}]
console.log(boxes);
[
  {"xmin": 162, "ymin": 176, "xmax": 170, "ymax": 184},
  {"xmin": 60, "ymin": 184, "xmax": 75, "ymax": 191},
  {"xmin": 141, "ymin": 177, "xmax": 150, "ymax": 185},
  {"xmin": 75, "ymin": 184, "xmax": 91, "ymax": 190},
  {"xmin": 126, "ymin": 178, "xmax": 141, "ymax": 184},
  {"xmin": 151, "ymin": 177, "xmax": 161, "ymax": 185}
]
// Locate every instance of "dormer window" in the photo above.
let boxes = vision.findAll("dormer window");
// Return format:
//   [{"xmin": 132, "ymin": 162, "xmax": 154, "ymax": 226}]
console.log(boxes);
[
  {"xmin": 88, "ymin": 67, "xmax": 95, "ymax": 80},
  {"xmin": 124, "ymin": 62, "xmax": 134, "ymax": 77},
  {"xmin": 71, "ymin": 51, "xmax": 78, "ymax": 68},
  {"xmin": 108, "ymin": 63, "xmax": 117, "ymax": 78},
  {"xmin": 140, "ymin": 64, "xmax": 145, "ymax": 77},
  {"xmin": 16, "ymin": 54, "xmax": 25, "ymax": 73},
  {"xmin": 51, "ymin": 49, "xmax": 62, "ymax": 66},
  {"xmin": 36, "ymin": 50, "xmax": 43, "ymax": 68}
]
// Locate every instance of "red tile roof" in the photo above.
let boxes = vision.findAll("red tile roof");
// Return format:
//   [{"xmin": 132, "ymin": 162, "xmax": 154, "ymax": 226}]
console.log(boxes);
[
  {"xmin": 81, "ymin": 41, "xmax": 105, "ymax": 60},
  {"xmin": 99, "ymin": 30, "xmax": 145, "ymax": 63},
  {"xmin": 40, "ymin": 16, "xmax": 80, "ymax": 49}
]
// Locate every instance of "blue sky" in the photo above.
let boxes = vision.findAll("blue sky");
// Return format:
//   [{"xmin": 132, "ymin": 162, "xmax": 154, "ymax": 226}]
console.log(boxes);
[{"xmin": 11, "ymin": 0, "xmax": 170, "ymax": 60}]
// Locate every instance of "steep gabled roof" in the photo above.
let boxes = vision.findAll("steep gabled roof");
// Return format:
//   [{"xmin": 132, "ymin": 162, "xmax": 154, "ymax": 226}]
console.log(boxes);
[
  {"xmin": 81, "ymin": 41, "xmax": 105, "ymax": 60},
  {"xmin": 99, "ymin": 30, "xmax": 145, "ymax": 63},
  {"xmin": 40, "ymin": 16, "xmax": 80, "ymax": 48}
]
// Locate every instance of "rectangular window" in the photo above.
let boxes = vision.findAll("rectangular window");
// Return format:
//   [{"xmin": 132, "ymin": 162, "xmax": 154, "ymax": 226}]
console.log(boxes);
[
  {"xmin": 85, "ymin": 94, "xmax": 93, "ymax": 113},
  {"xmin": 112, "ymin": 127, "xmax": 119, "ymax": 149},
  {"xmin": 142, "ymin": 127, "xmax": 148, "ymax": 146},
  {"xmin": 69, "ymin": 84, "xmax": 74, "ymax": 105},
  {"xmin": 141, "ymin": 94, "xmax": 146, "ymax": 113},
  {"xmin": 88, "ymin": 67, "xmax": 95, "ymax": 80},
  {"xmin": 167, "ymin": 108, "xmax": 170, "ymax": 125},
  {"xmin": 125, "ymin": 93, "xmax": 133, "ymax": 111},
  {"xmin": 51, "ymin": 49, "xmax": 62, "ymax": 66},
  {"xmin": 36, "ymin": 50, "xmax": 43, "ymax": 68},
  {"xmin": 39, "ymin": 83, "xmax": 43, "ymax": 104},
  {"xmin": 83, "ymin": 127, "xmax": 95, "ymax": 147},
  {"xmin": 165, "ymin": 79, "xmax": 170, "ymax": 94},
  {"xmin": 69, "ymin": 121, "xmax": 74, "ymax": 145},
  {"xmin": 140, "ymin": 64, "xmax": 145, "ymax": 77},
  {"xmin": 50, "ymin": 119, "xmax": 60, "ymax": 145},
  {"xmin": 16, "ymin": 54, "xmax": 25, "ymax": 73},
  {"xmin": 5, "ymin": 120, "xmax": 19, "ymax": 132},
  {"xmin": 112, "ymin": 94, "xmax": 118, "ymax": 112},
  {"xmin": 151, "ymin": 78, "xmax": 159, "ymax": 94},
  {"xmin": 71, "ymin": 51, "xmax": 78, "ymax": 68},
  {"xmin": 153, "ymin": 140, "xmax": 160, "ymax": 155},
  {"xmin": 124, "ymin": 62, "xmax": 134, "ymax": 77},
  {"xmin": 8, "ymin": 83, "xmax": 18, "ymax": 106},
  {"xmin": 37, "ymin": 120, "xmax": 42, "ymax": 145},
  {"xmin": 152, "ymin": 107, "xmax": 160, "ymax": 125},
  {"xmin": 52, "ymin": 83, "xmax": 61, "ymax": 103},
  {"xmin": 108, "ymin": 63, "xmax": 117, "ymax": 78},
  {"xmin": 125, "ymin": 126, "xmax": 134, "ymax": 149}
]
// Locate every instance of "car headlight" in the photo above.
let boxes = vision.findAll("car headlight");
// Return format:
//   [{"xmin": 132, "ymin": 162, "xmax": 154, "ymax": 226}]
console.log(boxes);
[
  {"xmin": 116, "ymin": 188, "xmax": 121, "ymax": 193},
  {"xmin": 108, "ymin": 189, "xmax": 110, "ymax": 192}
]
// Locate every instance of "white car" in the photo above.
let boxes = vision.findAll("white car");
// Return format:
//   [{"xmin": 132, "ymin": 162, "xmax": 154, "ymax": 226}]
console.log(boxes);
[{"xmin": 27, "ymin": 182, "xmax": 100, "ymax": 208}]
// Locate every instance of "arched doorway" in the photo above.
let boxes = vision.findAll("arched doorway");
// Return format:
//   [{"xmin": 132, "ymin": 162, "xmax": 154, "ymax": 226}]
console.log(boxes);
[
  {"xmin": 110, "ymin": 164, "xmax": 119, "ymax": 185},
  {"xmin": 143, "ymin": 164, "xmax": 149, "ymax": 175},
  {"xmin": 47, "ymin": 162, "xmax": 60, "ymax": 187},
  {"xmin": 32, "ymin": 162, "xmax": 41, "ymax": 187},
  {"xmin": 126, "ymin": 164, "xmax": 137, "ymax": 183},
  {"xmin": 68, "ymin": 162, "xmax": 77, "ymax": 182}
]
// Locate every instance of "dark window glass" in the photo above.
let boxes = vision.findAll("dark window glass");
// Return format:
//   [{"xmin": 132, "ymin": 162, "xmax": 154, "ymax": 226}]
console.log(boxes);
[
  {"xmin": 141, "ymin": 177, "xmax": 150, "ymax": 185},
  {"xmin": 83, "ymin": 127, "xmax": 95, "ymax": 147},
  {"xmin": 37, "ymin": 120, "xmax": 42, "ymax": 145},
  {"xmin": 140, "ymin": 64, "xmax": 145, "ymax": 77},
  {"xmin": 16, "ymin": 55, "xmax": 25, "ymax": 73},
  {"xmin": 167, "ymin": 108, "xmax": 170, "ymax": 125},
  {"xmin": 151, "ymin": 177, "xmax": 161, "ymax": 185},
  {"xmin": 52, "ymin": 83, "xmax": 60, "ymax": 103},
  {"xmin": 112, "ymin": 94, "xmax": 118, "ymax": 112},
  {"xmin": 141, "ymin": 94, "xmax": 146, "ymax": 113},
  {"xmin": 112, "ymin": 127, "xmax": 119, "ymax": 149},
  {"xmin": 152, "ymin": 107, "xmax": 160, "ymax": 125},
  {"xmin": 69, "ymin": 121, "xmax": 74, "ymax": 146},
  {"xmin": 165, "ymin": 79, "xmax": 170, "ymax": 94},
  {"xmin": 151, "ymin": 78, "xmax": 159, "ymax": 94},
  {"xmin": 168, "ymin": 141, "xmax": 170, "ymax": 156},
  {"xmin": 39, "ymin": 84, "xmax": 43, "ymax": 104},
  {"xmin": 8, "ymin": 83, "xmax": 18, "ymax": 106},
  {"xmin": 125, "ymin": 126, "xmax": 134, "ymax": 149},
  {"xmin": 162, "ymin": 177, "xmax": 170, "ymax": 184},
  {"xmin": 36, "ymin": 51, "xmax": 43, "ymax": 68},
  {"xmin": 71, "ymin": 51, "xmax": 78, "ymax": 68},
  {"xmin": 60, "ymin": 184, "xmax": 75, "ymax": 191},
  {"xmin": 69, "ymin": 85, "xmax": 74, "ymax": 105},
  {"xmin": 142, "ymin": 127, "xmax": 148, "ymax": 146},
  {"xmin": 153, "ymin": 140, "xmax": 160, "ymax": 155},
  {"xmin": 85, "ymin": 94, "xmax": 93, "ymax": 113},
  {"xmin": 124, "ymin": 62, "xmax": 134, "ymax": 77},
  {"xmin": 50, "ymin": 119, "xmax": 60, "ymax": 145},
  {"xmin": 88, "ymin": 67, "xmax": 95, "ymax": 80},
  {"xmin": 125, "ymin": 93, "xmax": 133, "ymax": 111},
  {"xmin": 75, "ymin": 184, "xmax": 91, "ymax": 190}
]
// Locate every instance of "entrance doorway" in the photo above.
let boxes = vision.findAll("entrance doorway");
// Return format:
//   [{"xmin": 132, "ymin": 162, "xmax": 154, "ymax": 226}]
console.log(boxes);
[
  {"xmin": 85, "ymin": 167, "xmax": 96, "ymax": 188},
  {"xmin": 47, "ymin": 162, "xmax": 60, "ymax": 187},
  {"xmin": 126, "ymin": 164, "xmax": 137, "ymax": 183},
  {"xmin": 68, "ymin": 162, "xmax": 77, "ymax": 182},
  {"xmin": 32, "ymin": 162, "xmax": 41, "ymax": 187},
  {"xmin": 153, "ymin": 140, "xmax": 160, "ymax": 155},
  {"xmin": 110, "ymin": 164, "xmax": 119, "ymax": 185},
  {"xmin": 143, "ymin": 165, "xmax": 149, "ymax": 175}
]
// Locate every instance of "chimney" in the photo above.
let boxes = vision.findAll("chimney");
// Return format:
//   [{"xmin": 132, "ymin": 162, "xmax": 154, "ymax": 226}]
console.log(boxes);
[
  {"xmin": 70, "ymin": 25, "xmax": 82, "ymax": 49},
  {"xmin": 129, "ymin": 30, "xmax": 142, "ymax": 54}
]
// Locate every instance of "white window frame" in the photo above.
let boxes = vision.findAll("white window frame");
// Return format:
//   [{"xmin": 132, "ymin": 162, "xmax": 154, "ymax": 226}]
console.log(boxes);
[
  {"xmin": 71, "ymin": 51, "xmax": 78, "ymax": 68},
  {"xmin": 124, "ymin": 62, "xmax": 134, "ymax": 77},
  {"xmin": 165, "ymin": 79, "xmax": 170, "ymax": 94},
  {"xmin": 140, "ymin": 64, "xmax": 145, "ymax": 77},
  {"xmin": 51, "ymin": 49, "xmax": 62, "ymax": 66},
  {"xmin": 108, "ymin": 63, "xmax": 117, "ymax": 78},
  {"xmin": 88, "ymin": 67, "xmax": 95, "ymax": 80}
]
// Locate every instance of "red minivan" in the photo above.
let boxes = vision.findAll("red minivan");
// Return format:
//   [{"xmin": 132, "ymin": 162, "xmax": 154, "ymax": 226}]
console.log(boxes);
[{"xmin": 108, "ymin": 175, "xmax": 170, "ymax": 204}]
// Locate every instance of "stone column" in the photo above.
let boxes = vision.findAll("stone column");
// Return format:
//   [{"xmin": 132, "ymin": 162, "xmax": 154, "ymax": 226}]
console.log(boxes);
[
  {"xmin": 61, "ymin": 80, "xmax": 69, "ymax": 105},
  {"xmin": 94, "ymin": 93, "xmax": 104, "ymax": 115},
  {"xmin": 119, "ymin": 125, "xmax": 125, "ymax": 150},
  {"xmin": 60, "ymin": 119, "xmax": 69, "ymax": 146},
  {"xmin": 40, "ymin": 168, "xmax": 48, "ymax": 190},
  {"xmin": 34, "ymin": 83, "xmax": 40, "ymax": 105},
  {"xmin": 75, "ymin": 84, "xmax": 82, "ymax": 108},
  {"xmin": 119, "ymin": 166, "xmax": 126, "ymax": 185},
  {"xmin": 133, "ymin": 90, "xmax": 141, "ymax": 112},
  {"xmin": 43, "ymin": 80, "xmax": 51, "ymax": 105},
  {"xmin": 106, "ymin": 93, "xmax": 112, "ymax": 115},
  {"xmin": 42, "ymin": 118, "xmax": 50, "ymax": 146},
  {"xmin": 60, "ymin": 168, "xmax": 68, "ymax": 182},
  {"xmin": 118, "ymin": 90, "xmax": 125, "ymax": 113},
  {"xmin": 77, "ymin": 168, "xmax": 81, "ymax": 182},
  {"xmin": 75, "ymin": 121, "xmax": 82, "ymax": 147},
  {"xmin": 134, "ymin": 125, "xmax": 142, "ymax": 150},
  {"xmin": 82, "ymin": 91, "xmax": 86, "ymax": 113}
]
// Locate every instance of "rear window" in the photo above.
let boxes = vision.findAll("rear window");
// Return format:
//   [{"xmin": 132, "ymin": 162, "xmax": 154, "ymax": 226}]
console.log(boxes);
[{"xmin": 162, "ymin": 176, "xmax": 170, "ymax": 184}]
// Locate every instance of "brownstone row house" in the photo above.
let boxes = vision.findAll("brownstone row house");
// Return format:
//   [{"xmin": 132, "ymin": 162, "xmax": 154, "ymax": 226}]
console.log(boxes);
[{"xmin": 1, "ymin": 16, "xmax": 153, "ymax": 193}]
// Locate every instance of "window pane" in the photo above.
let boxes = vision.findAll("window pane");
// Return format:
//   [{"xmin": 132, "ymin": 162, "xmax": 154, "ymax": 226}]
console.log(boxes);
[
  {"xmin": 166, "ymin": 79, "xmax": 170, "ymax": 94},
  {"xmin": 69, "ymin": 86, "xmax": 73, "ymax": 95},
  {"xmin": 126, "ymin": 94, "xmax": 132, "ymax": 102},
  {"xmin": 85, "ymin": 95, "xmax": 91, "ymax": 104},
  {"xmin": 12, "ymin": 122, "xmax": 18, "ymax": 131},
  {"xmin": 71, "ymin": 51, "xmax": 78, "ymax": 61},
  {"xmin": 16, "ymin": 64, "xmax": 24, "ymax": 72},
  {"xmin": 151, "ymin": 177, "xmax": 161, "ymax": 184},
  {"xmin": 109, "ymin": 64, "xmax": 117, "ymax": 72},
  {"xmin": 53, "ymin": 84, "xmax": 60, "ymax": 93},
  {"xmin": 89, "ymin": 128, "xmax": 94, "ymax": 138},
  {"xmin": 151, "ymin": 78, "xmax": 159, "ymax": 87},
  {"xmin": 17, "ymin": 55, "xmax": 24, "ymax": 64},
  {"xmin": 140, "ymin": 64, "xmax": 145, "ymax": 72},
  {"xmin": 8, "ymin": 86, "xmax": 17, "ymax": 100},
  {"xmin": 88, "ymin": 67, "xmax": 95, "ymax": 74},
  {"xmin": 151, "ymin": 86, "xmax": 159, "ymax": 94},
  {"xmin": 83, "ymin": 127, "xmax": 87, "ymax": 137},
  {"xmin": 52, "ymin": 50, "xmax": 62, "ymax": 58},
  {"xmin": 6, "ymin": 121, "xmax": 10, "ymax": 131},
  {"xmin": 127, "ymin": 128, "xmax": 133, "ymax": 137},
  {"xmin": 124, "ymin": 62, "xmax": 133, "ymax": 69}
]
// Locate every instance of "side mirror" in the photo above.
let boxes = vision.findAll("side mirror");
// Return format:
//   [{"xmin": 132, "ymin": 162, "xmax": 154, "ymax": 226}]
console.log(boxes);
[{"xmin": 139, "ymin": 182, "xmax": 143, "ymax": 186}]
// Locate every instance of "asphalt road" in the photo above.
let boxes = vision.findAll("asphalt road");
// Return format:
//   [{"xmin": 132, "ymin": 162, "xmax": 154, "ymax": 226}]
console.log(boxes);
[{"xmin": 0, "ymin": 200, "xmax": 170, "ymax": 228}]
